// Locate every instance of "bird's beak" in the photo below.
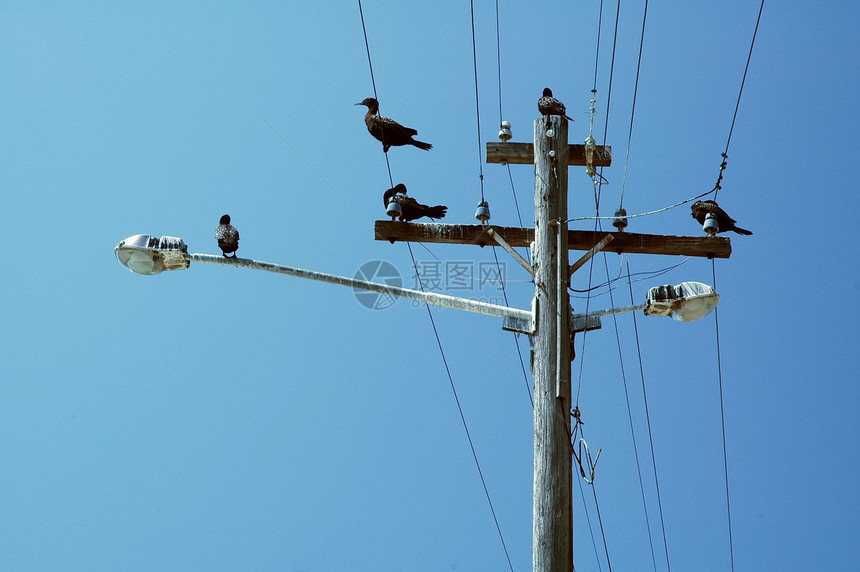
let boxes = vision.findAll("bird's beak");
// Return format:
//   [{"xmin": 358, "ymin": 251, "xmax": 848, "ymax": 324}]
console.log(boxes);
[{"xmin": 354, "ymin": 102, "xmax": 363, "ymax": 106}]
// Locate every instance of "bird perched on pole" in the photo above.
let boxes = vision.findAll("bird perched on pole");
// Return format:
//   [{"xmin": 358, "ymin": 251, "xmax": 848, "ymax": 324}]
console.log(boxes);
[
  {"xmin": 384, "ymin": 184, "xmax": 447, "ymax": 222},
  {"xmin": 690, "ymin": 200, "xmax": 753, "ymax": 235},
  {"xmin": 355, "ymin": 97, "xmax": 432, "ymax": 152},
  {"xmin": 538, "ymin": 87, "xmax": 573, "ymax": 121},
  {"xmin": 215, "ymin": 214, "xmax": 240, "ymax": 257}
]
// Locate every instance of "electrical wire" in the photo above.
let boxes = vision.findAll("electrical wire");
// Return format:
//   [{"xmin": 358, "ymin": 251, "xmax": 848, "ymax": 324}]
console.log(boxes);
[
  {"xmin": 357, "ymin": 4, "xmax": 513, "ymax": 569},
  {"xmin": 618, "ymin": 0, "xmax": 649, "ymax": 210},
  {"xmin": 566, "ymin": 188, "xmax": 714, "ymax": 224},
  {"xmin": 575, "ymin": 0, "xmax": 622, "ymax": 397},
  {"xmin": 568, "ymin": 256, "xmax": 693, "ymax": 296},
  {"xmin": 495, "ymin": 0, "xmax": 503, "ymax": 126},
  {"xmin": 356, "ymin": 0, "xmax": 396, "ymax": 188},
  {"xmin": 594, "ymin": 0, "xmax": 622, "ymax": 209},
  {"xmin": 624, "ymin": 257, "xmax": 671, "ymax": 571},
  {"xmin": 492, "ymin": 245, "xmax": 533, "ymax": 407},
  {"xmin": 570, "ymin": 409, "xmax": 611, "ymax": 571},
  {"xmin": 713, "ymin": 0, "xmax": 765, "ymax": 201},
  {"xmin": 708, "ymin": 4, "xmax": 764, "ymax": 566},
  {"xmin": 712, "ymin": 260, "xmax": 735, "ymax": 571},
  {"xmin": 469, "ymin": 0, "xmax": 486, "ymax": 201},
  {"xmin": 576, "ymin": 475, "xmax": 605, "ymax": 572},
  {"xmin": 495, "ymin": 0, "xmax": 527, "ymax": 231},
  {"xmin": 408, "ymin": 243, "xmax": 515, "ymax": 572},
  {"xmin": 592, "ymin": 0, "xmax": 604, "ymax": 92},
  {"xmin": 600, "ymin": 255, "xmax": 660, "ymax": 572},
  {"xmin": 491, "ymin": 0, "xmax": 533, "ymax": 411}
]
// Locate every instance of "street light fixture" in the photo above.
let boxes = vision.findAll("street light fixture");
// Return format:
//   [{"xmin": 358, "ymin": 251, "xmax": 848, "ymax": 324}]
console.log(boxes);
[
  {"xmin": 645, "ymin": 281, "xmax": 720, "ymax": 322},
  {"xmin": 114, "ymin": 235, "xmax": 719, "ymax": 327},
  {"xmin": 114, "ymin": 234, "xmax": 189, "ymax": 275}
]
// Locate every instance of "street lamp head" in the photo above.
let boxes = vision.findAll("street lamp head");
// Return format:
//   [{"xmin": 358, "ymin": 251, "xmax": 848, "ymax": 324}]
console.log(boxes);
[
  {"xmin": 645, "ymin": 281, "xmax": 719, "ymax": 322},
  {"xmin": 115, "ymin": 234, "xmax": 189, "ymax": 275}
]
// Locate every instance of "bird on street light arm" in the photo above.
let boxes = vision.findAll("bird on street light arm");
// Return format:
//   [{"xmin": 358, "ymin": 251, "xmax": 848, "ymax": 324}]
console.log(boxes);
[{"xmin": 216, "ymin": 214, "xmax": 240, "ymax": 257}]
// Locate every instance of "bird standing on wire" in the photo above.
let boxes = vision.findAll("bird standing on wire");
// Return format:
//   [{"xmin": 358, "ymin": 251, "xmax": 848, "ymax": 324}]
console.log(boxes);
[
  {"xmin": 384, "ymin": 184, "xmax": 447, "ymax": 222},
  {"xmin": 215, "ymin": 214, "xmax": 240, "ymax": 257},
  {"xmin": 355, "ymin": 97, "xmax": 432, "ymax": 152},
  {"xmin": 538, "ymin": 87, "xmax": 573, "ymax": 122},
  {"xmin": 691, "ymin": 200, "xmax": 752, "ymax": 235}
]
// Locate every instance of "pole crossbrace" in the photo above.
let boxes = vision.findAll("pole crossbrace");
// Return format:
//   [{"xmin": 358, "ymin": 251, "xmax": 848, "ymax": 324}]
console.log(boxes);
[
  {"xmin": 374, "ymin": 221, "xmax": 732, "ymax": 259},
  {"xmin": 569, "ymin": 234, "xmax": 614, "ymax": 275},
  {"xmin": 487, "ymin": 226, "xmax": 535, "ymax": 276}
]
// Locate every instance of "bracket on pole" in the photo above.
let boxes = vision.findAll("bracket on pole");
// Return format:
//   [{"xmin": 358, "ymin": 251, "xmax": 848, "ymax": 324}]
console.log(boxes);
[
  {"xmin": 503, "ymin": 297, "xmax": 537, "ymax": 335},
  {"xmin": 569, "ymin": 234, "xmax": 614, "ymax": 275},
  {"xmin": 571, "ymin": 312, "xmax": 602, "ymax": 333},
  {"xmin": 486, "ymin": 227, "xmax": 535, "ymax": 277}
]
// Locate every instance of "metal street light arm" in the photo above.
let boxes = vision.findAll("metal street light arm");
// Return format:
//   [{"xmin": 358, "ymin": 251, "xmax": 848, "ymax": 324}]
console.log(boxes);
[{"xmin": 190, "ymin": 253, "xmax": 533, "ymax": 325}]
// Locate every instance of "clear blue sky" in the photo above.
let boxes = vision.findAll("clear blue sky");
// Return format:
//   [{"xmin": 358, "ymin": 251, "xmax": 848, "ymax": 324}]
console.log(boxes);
[{"xmin": 2, "ymin": 2, "xmax": 858, "ymax": 570}]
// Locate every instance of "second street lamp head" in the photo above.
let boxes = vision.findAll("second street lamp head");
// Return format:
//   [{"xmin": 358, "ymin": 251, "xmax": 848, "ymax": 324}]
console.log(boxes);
[{"xmin": 644, "ymin": 281, "xmax": 720, "ymax": 322}]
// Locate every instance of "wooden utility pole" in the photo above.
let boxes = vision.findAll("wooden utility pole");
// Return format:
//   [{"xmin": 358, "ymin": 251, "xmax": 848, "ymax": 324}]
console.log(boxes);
[
  {"xmin": 531, "ymin": 115, "xmax": 572, "ymax": 570},
  {"xmin": 374, "ymin": 112, "xmax": 732, "ymax": 572}
]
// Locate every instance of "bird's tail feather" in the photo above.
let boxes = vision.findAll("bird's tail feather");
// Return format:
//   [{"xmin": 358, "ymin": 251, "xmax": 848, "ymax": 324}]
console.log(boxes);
[
  {"xmin": 733, "ymin": 226, "xmax": 753, "ymax": 235},
  {"xmin": 412, "ymin": 140, "xmax": 432, "ymax": 151},
  {"xmin": 426, "ymin": 205, "xmax": 447, "ymax": 219}
]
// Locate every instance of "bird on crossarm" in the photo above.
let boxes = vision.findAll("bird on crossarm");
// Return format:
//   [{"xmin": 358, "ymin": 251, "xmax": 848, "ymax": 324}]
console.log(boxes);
[
  {"xmin": 690, "ymin": 200, "xmax": 752, "ymax": 235},
  {"xmin": 383, "ymin": 184, "xmax": 447, "ymax": 222}
]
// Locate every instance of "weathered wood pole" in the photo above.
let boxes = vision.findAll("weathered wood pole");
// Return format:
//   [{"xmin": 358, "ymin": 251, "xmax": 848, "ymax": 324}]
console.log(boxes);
[{"xmin": 532, "ymin": 114, "xmax": 572, "ymax": 571}]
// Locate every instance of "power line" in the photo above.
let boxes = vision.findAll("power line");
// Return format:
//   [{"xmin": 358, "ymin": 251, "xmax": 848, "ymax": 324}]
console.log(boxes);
[
  {"xmin": 714, "ymin": 0, "xmax": 765, "ymax": 201},
  {"xmin": 356, "ymin": 0, "xmax": 395, "ymax": 187},
  {"xmin": 600, "ymin": 254, "xmax": 659, "ymax": 572},
  {"xmin": 495, "ymin": 0, "xmax": 503, "ymax": 125},
  {"xmin": 356, "ymin": 4, "xmax": 513, "ymax": 568},
  {"xmin": 570, "ymin": 256, "xmax": 692, "ymax": 296},
  {"xmin": 624, "ymin": 257, "xmax": 671, "ymax": 571},
  {"xmin": 571, "ymin": 410, "xmax": 612, "ymax": 571},
  {"xmin": 494, "ymin": 0, "xmax": 526, "ymax": 230},
  {"xmin": 575, "ymin": 0, "xmax": 623, "ymax": 390},
  {"xmin": 469, "ymin": 0, "xmax": 486, "ymax": 201},
  {"xmin": 712, "ymin": 260, "xmax": 735, "ymax": 571},
  {"xmin": 492, "ymin": 245, "xmax": 533, "ymax": 407},
  {"xmin": 592, "ymin": 0, "xmax": 605, "ymax": 92},
  {"xmin": 490, "ymin": 0, "xmax": 533, "ymax": 411},
  {"xmin": 708, "ymin": 4, "xmax": 764, "ymax": 565},
  {"xmin": 595, "ymin": 0, "xmax": 623, "ymax": 208},
  {"xmin": 408, "ymin": 243, "xmax": 515, "ymax": 572},
  {"xmin": 619, "ymin": 0, "xmax": 650, "ymax": 209},
  {"xmin": 566, "ymin": 188, "xmax": 715, "ymax": 224},
  {"xmin": 576, "ymin": 475, "xmax": 605, "ymax": 572}
]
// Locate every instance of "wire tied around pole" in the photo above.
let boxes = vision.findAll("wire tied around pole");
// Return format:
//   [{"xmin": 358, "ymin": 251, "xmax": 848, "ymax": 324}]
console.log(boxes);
[{"xmin": 571, "ymin": 407, "xmax": 602, "ymax": 485}]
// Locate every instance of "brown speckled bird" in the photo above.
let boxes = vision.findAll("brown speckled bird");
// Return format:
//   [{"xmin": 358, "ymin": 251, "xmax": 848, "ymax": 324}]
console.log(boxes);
[
  {"xmin": 690, "ymin": 200, "xmax": 752, "ymax": 235},
  {"xmin": 356, "ymin": 97, "xmax": 432, "ymax": 152},
  {"xmin": 215, "ymin": 214, "xmax": 240, "ymax": 257},
  {"xmin": 383, "ymin": 184, "xmax": 447, "ymax": 222},
  {"xmin": 538, "ymin": 88, "xmax": 573, "ymax": 121}
]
